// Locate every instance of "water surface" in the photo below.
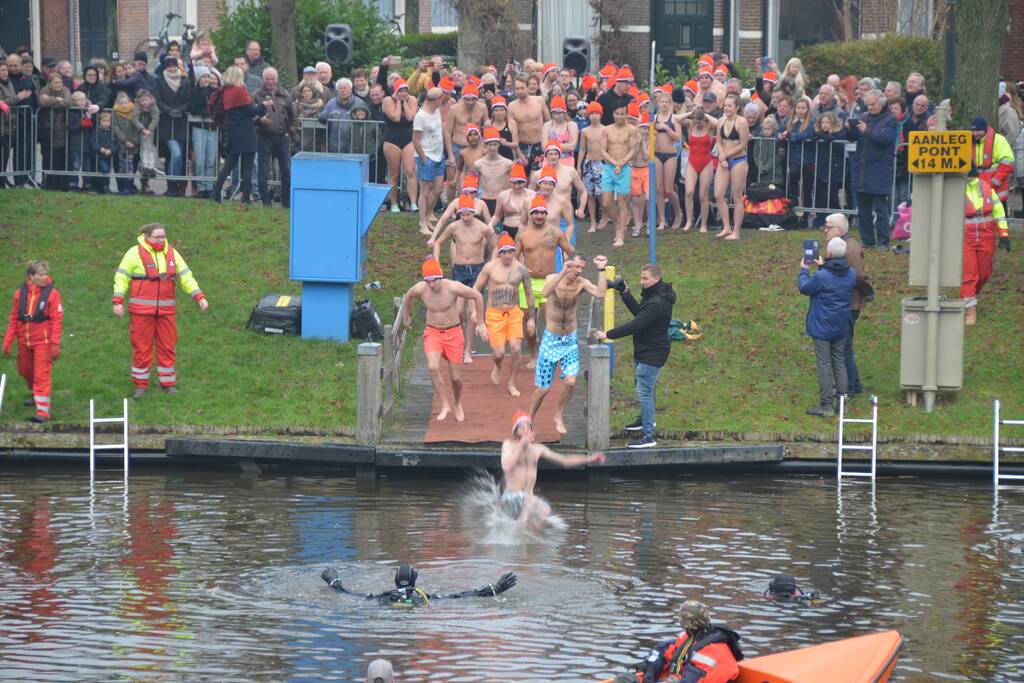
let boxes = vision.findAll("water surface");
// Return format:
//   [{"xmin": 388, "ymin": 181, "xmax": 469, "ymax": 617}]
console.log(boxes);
[{"xmin": 1, "ymin": 468, "xmax": 1022, "ymax": 682}]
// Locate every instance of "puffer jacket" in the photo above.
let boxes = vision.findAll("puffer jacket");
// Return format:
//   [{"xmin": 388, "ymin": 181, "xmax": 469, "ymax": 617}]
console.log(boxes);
[{"xmin": 798, "ymin": 257, "xmax": 856, "ymax": 341}]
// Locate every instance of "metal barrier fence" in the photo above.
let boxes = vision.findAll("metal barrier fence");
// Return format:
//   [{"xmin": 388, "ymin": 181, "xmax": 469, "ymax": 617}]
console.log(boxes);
[
  {"xmin": 0, "ymin": 105, "xmax": 38, "ymax": 187},
  {"xmin": 8, "ymin": 107, "xmax": 1023, "ymax": 228},
  {"xmin": 5, "ymin": 107, "xmax": 387, "ymax": 192}
]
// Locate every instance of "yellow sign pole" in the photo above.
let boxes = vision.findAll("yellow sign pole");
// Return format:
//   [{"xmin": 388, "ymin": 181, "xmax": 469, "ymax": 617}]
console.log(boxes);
[{"xmin": 603, "ymin": 265, "xmax": 616, "ymax": 335}]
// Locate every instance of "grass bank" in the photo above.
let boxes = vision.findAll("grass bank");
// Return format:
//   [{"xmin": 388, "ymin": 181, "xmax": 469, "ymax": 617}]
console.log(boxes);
[
  {"xmin": 597, "ymin": 226, "xmax": 1024, "ymax": 439},
  {"xmin": 0, "ymin": 191, "xmax": 425, "ymax": 430}
]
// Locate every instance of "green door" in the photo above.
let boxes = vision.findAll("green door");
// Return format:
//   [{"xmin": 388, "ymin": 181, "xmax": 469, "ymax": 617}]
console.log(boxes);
[{"xmin": 652, "ymin": 0, "xmax": 714, "ymax": 78}]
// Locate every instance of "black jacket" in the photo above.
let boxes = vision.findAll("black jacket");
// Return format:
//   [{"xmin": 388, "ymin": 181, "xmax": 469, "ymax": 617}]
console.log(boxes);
[{"xmin": 606, "ymin": 279, "xmax": 676, "ymax": 367}]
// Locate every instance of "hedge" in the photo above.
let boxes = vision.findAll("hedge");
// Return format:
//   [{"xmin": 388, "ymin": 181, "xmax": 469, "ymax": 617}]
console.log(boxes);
[
  {"xmin": 399, "ymin": 31, "xmax": 457, "ymax": 61},
  {"xmin": 212, "ymin": 0, "xmax": 400, "ymax": 83},
  {"xmin": 795, "ymin": 36, "xmax": 943, "ymax": 93}
]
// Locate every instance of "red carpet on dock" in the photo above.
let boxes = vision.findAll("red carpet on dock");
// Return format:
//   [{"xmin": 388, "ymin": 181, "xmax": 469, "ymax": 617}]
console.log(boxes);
[{"xmin": 422, "ymin": 357, "xmax": 567, "ymax": 444}]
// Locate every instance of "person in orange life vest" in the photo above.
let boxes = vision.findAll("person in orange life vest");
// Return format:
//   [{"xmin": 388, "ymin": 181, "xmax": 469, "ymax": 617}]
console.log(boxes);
[
  {"xmin": 970, "ymin": 116, "xmax": 1015, "ymax": 207},
  {"xmin": 112, "ymin": 223, "xmax": 207, "ymax": 398},
  {"xmin": 637, "ymin": 600, "xmax": 742, "ymax": 683},
  {"xmin": 962, "ymin": 165, "xmax": 1010, "ymax": 326},
  {"xmin": 3, "ymin": 260, "xmax": 64, "ymax": 423}
]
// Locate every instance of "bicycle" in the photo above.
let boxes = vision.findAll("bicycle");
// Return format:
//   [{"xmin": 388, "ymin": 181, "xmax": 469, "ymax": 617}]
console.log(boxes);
[
  {"xmin": 387, "ymin": 13, "xmax": 405, "ymax": 37},
  {"xmin": 135, "ymin": 12, "xmax": 196, "ymax": 67}
]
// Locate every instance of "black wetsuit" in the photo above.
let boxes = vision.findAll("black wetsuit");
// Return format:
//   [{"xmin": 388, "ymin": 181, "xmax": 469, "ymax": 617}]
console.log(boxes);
[{"xmin": 321, "ymin": 568, "xmax": 516, "ymax": 606}]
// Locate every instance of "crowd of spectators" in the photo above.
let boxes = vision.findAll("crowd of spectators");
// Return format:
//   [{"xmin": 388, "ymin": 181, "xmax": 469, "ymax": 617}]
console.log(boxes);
[{"xmin": 2, "ymin": 39, "xmax": 1023, "ymax": 228}]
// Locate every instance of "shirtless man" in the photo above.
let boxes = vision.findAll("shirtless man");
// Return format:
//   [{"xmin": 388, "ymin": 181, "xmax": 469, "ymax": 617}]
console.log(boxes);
[
  {"xmin": 522, "ymin": 165, "xmax": 577, "ymax": 246},
  {"xmin": 489, "ymin": 163, "xmax": 534, "ymax": 240},
  {"xmin": 473, "ymin": 127, "xmax": 514, "ymax": 216},
  {"xmin": 577, "ymin": 102, "xmax": 608, "ymax": 234},
  {"xmin": 530, "ymin": 253, "xmax": 608, "ymax": 434},
  {"xmin": 508, "ymin": 74, "xmax": 550, "ymax": 172},
  {"xmin": 601, "ymin": 104, "xmax": 639, "ymax": 247},
  {"xmin": 445, "ymin": 84, "xmax": 487, "ymax": 173},
  {"xmin": 475, "ymin": 234, "xmax": 535, "ymax": 396},
  {"xmin": 432, "ymin": 195, "xmax": 497, "ymax": 363},
  {"xmin": 531, "ymin": 141, "xmax": 588, "ymax": 226},
  {"xmin": 456, "ymin": 123, "xmax": 486, "ymax": 190},
  {"xmin": 403, "ymin": 258, "xmax": 488, "ymax": 422},
  {"xmin": 501, "ymin": 411, "xmax": 605, "ymax": 523},
  {"xmin": 427, "ymin": 174, "xmax": 491, "ymax": 246},
  {"xmin": 516, "ymin": 195, "xmax": 574, "ymax": 364}
]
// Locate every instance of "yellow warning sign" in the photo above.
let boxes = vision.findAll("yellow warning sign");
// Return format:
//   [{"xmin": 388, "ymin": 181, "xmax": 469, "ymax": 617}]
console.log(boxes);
[{"xmin": 908, "ymin": 131, "xmax": 971, "ymax": 174}]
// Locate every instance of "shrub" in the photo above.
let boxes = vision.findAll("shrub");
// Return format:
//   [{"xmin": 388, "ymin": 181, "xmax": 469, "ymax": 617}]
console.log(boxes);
[
  {"xmin": 399, "ymin": 31, "xmax": 457, "ymax": 61},
  {"xmin": 212, "ymin": 0, "xmax": 400, "ymax": 83},
  {"xmin": 796, "ymin": 35, "xmax": 943, "ymax": 93}
]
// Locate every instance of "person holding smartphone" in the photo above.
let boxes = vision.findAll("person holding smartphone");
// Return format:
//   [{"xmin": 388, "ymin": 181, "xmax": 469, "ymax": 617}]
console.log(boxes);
[{"xmin": 798, "ymin": 236, "xmax": 856, "ymax": 417}]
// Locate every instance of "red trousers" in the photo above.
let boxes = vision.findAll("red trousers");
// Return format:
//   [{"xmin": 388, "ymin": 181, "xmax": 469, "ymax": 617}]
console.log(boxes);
[
  {"xmin": 960, "ymin": 228, "xmax": 997, "ymax": 306},
  {"xmin": 129, "ymin": 314, "xmax": 178, "ymax": 387},
  {"xmin": 17, "ymin": 344, "xmax": 54, "ymax": 419}
]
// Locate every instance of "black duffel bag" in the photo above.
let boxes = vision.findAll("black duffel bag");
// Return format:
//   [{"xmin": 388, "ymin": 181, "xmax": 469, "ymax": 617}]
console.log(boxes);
[
  {"xmin": 745, "ymin": 182, "xmax": 786, "ymax": 203},
  {"xmin": 248, "ymin": 294, "xmax": 302, "ymax": 335}
]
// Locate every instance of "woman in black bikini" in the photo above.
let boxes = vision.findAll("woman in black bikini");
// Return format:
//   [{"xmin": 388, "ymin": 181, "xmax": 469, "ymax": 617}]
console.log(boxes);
[
  {"xmin": 714, "ymin": 94, "xmax": 750, "ymax": 240},
  {"xmin": 653, "ymin": 90, "xmax": 683, "ymax": 231},
  {"xmin": 382, "ymin": 78, "xmax": 419, "ymax": 213},
  {"xmin": 487, "ymin": 95, "xmax": 520, "ymax": 163}
]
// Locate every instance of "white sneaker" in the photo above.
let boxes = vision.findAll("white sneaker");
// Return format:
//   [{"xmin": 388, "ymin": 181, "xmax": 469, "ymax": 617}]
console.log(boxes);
[
  {"xmin": 759, "ymin": 224, "xmax": 784, "ymax": 232},
  {"xmin": 390, "ymin": 204, "xmax": 400, "ymax": 213},
  {"xmin": 410, "ymin": 203, "xmax": 418, "ymax": 212}
]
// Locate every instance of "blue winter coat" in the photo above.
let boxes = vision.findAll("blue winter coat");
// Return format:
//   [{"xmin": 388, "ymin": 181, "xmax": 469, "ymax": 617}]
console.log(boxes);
[
  {"xmin": 846, "ymin": 109, "xmax": 897, "ymax": 195},
  {"xmin": 798, "ymin": 258, "xmax": 856, "ymax": 341}
]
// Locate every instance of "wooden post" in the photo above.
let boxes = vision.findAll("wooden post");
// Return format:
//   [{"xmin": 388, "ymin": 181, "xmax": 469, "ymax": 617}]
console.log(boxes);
[
  {"xmin": 357, "ymin": 343, "xmax": 383, "ymax": 444},
  {"xmin": 587, "ymin": 344, "xmax": 611, "ymax": 452},
  {"xmin": 382, "ymin": 323, "xmax": 395, "ymax": 408}
]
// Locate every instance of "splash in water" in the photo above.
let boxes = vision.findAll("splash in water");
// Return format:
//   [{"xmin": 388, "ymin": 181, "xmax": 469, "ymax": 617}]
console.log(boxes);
[{"xmin": 461, "ymin": 471, "xmax": 566, "ymax": 544}]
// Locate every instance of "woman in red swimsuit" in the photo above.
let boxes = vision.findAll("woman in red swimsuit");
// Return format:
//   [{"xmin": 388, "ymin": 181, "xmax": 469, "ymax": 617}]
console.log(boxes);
[{"xmin": 679, "ymin": 106, "xmax": 718, "ymax": 232}]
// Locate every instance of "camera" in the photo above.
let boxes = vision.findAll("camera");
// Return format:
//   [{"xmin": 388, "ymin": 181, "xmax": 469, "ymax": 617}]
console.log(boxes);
[
  {"xmin": 847, "ymin": 116, "xmax": 859, "ymax": 127},
  {"xmin": 610, "ymin": 275, "xmax": 627, "ymax": 292}
]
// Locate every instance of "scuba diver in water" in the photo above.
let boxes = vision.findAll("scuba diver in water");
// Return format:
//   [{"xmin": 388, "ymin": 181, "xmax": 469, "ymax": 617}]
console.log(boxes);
[
  {"xmin": 320, "ymin": 564, "xmax": 517, "ymax": 607},
  {"xmin": 764, "ymin": 573, "xmax": 824, "ymax": 604}
]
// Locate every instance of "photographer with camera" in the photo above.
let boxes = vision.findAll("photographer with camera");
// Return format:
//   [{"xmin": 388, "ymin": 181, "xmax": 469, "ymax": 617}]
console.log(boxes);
[{"xmin": 593, "ymin": 264, "xmax": 676, "ymax": 449}]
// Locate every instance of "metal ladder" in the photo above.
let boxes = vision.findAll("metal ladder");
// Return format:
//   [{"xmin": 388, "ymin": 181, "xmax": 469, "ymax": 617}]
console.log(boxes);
[
  {"xmin": 89, "ymin": 398, "xmax": 129, "ymax": 476},
  {"xmin": 993, "ymin": 400, "xmax": 1024, "ymax": 487},
  {"xmin": 837, "ymin": 394, "xmax": 878, "ymax": 480},
  {"xmin": 0, "ymin": 373, "xmax": 6, "ymax": 416}
]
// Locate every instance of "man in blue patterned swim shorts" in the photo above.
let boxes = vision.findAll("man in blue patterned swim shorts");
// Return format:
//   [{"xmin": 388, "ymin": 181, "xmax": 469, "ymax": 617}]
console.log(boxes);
[{"xmin": 528, "ymin": 252, "xmax": 608, "ymax": 435}]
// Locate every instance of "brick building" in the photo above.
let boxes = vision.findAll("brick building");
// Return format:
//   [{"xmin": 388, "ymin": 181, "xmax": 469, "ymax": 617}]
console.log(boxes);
[
  {"xmin": 0, "ymin": 0, "xmax": 222, "ymax": 72},
  {"xmin": 416, "ymin": 0, "xmax": 1024, "ymax": 82}
]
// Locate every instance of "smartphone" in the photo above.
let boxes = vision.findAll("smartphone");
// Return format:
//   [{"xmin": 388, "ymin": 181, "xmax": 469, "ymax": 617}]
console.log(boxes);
[{"xmin": 803, "ymin": 239, "xmax": 819, "ymax": 263}]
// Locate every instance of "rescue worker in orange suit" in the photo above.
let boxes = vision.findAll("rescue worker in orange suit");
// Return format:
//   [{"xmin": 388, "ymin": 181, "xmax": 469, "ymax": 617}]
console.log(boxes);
[
  {"xmin": 970, "ymin": 116, "xmax": 1015, "ymax": 211},
  {"xmin": 634, "ymin": 600, "xmax": 742, "ymax": 682},
  {"xmin": 962, "ymin": 165, "xmax": 1010, "ymax": 326},
  {"xmin": 3, "ymin": 260, "xmax": 64, "ymax": 423},
  {"xmin": 112, "ymin": 223, "xmax": 207, "ymax": 398}
]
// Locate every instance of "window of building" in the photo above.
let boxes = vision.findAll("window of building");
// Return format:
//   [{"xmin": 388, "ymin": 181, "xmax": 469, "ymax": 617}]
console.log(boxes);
[
  {"xmin": 149, "ymin": 0, "xmax": 187, "ymax": 40},
  {"xmin": 432, "ymin": 0, "xmax": 458, "ymax": 30}
]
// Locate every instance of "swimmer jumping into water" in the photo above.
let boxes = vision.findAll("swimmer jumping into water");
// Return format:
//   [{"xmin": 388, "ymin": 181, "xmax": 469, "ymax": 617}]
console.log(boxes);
[
  {"xmin": 321, "ymin": 564, "xmax": 517, "ymax": 607},
  {"xmin": 500, "ymin": 412, "xmax": 605, "ymax": 523}
]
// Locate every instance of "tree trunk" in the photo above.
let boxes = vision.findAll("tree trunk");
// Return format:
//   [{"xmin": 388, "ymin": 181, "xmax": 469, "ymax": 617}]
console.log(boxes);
[
  {"xmin": 951, "ymin": 0, "xmax": 1007, "ymax": 129},
  {"xmin": 269, "ymin": 0, "xmax": 298, "ymax": 86},
  {"xmin": 456, "ymin": 2, "xmax": 486, "ymax": 73}
]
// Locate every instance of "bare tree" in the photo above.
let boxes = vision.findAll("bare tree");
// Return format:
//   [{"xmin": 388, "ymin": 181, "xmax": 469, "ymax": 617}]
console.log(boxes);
[
  {"xmin": 269, "ymin": 0, "xmax": 297, "ymax": 84},
  {"xmin": 455, "ymin": 0, "xmax": 528, "ymax": 73}
]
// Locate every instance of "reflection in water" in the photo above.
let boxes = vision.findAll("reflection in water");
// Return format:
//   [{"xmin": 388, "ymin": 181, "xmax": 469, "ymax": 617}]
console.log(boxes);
[{"xmin": 0, "ymin": 470, "xmax": 1021, "ymax": 682}]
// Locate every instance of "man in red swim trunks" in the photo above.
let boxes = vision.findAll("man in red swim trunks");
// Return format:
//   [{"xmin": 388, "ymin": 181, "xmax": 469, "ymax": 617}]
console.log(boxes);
[{"xmin": 403, "ymin": 258, "xmax": 488, "ymax": 422}]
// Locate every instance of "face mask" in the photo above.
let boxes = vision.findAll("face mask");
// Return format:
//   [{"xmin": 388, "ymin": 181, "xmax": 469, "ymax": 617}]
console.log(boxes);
[{"xmin": 147, "ymin": 238, "xmax": 166, "ymax": 251}]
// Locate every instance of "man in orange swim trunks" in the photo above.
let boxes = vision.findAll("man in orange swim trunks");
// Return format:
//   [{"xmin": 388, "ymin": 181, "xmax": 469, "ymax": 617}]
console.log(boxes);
[
  {"xmin": 474, "ymin": 233, "xmax": 536, "ymax": 397},
  {"xmin": 403, "ymin": 258, "xmax": 488, "ymax": 422}
]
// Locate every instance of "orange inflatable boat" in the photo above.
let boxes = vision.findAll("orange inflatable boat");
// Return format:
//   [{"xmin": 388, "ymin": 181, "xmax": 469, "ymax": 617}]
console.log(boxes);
[{"xmin": 601, "ymin": 630, "xmax": 904, "ymax": 683}]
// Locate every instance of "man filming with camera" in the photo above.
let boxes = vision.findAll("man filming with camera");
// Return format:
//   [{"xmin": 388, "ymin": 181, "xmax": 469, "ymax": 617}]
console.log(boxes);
[{"xmin": 593, "ymin": 264, "xmax": 676, "ymax": 449}]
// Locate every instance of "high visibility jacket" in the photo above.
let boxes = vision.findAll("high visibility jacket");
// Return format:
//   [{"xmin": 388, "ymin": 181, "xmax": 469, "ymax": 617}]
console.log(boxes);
[
  {"xmin": 3, "ymin": 277, "xmax": 64, "ymax": 351},
  {"xmin": 973, "ymin": 127, "xmax": 1015, "ymax": 201},
  {"xmin": 642, "ymin": 627, "xmax": 742, "ymax": 683},
  {"xmin": 112, "ymin": 235, "xmax": 204, "ymax": 315},
  {"xmin": 965, "ymin": 178, "xmax": 1008, "ymax": 238}
]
